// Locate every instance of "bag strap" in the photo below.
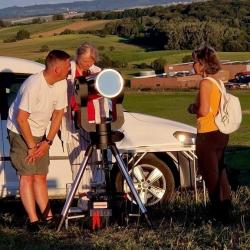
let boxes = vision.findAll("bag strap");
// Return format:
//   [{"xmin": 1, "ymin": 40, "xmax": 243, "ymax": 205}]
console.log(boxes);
[
  {"xmin": 203, "ymin": 77, "xmax": 227, "ymax": 115},
  {"xmin": 204, "ymin": 76, "xmax": 226, "ymax": 95}
]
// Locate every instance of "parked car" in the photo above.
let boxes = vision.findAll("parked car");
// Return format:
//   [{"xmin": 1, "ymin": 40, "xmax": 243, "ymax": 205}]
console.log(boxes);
[
  {"xmin": 0, "ymin": 56, "xmax": 197, "ymax": 207},
  {"xmin": 226, "ymin": 71, "xmax": 250, "ymax": 89}
]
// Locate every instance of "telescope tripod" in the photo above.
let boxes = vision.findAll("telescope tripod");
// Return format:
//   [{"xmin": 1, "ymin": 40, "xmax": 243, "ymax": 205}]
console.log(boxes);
[{"xmin": 57, "ymin": 124, "xmax": 152, "ymax": 231}]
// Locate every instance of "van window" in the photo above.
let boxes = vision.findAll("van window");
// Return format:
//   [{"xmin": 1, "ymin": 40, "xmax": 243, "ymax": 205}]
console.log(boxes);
[{"xmin": 0, "ymin": 73, "xmax": 30, "ymax": 120}]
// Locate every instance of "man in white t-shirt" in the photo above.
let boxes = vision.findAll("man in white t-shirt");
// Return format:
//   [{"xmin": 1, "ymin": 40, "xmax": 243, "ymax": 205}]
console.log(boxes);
[{"xmin": 7, "ymin": 50, "xmax": 70, "ymax": 232}]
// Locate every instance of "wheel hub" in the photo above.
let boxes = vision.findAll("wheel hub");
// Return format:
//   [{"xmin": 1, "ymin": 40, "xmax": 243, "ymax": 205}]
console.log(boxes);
[
  {"xmin": 142, "ymin": 181, "xmax": 149, "ymax": 189},
  {"xmin": 123, "ymin": 161, "xmax": 170, "ymax": 206}
]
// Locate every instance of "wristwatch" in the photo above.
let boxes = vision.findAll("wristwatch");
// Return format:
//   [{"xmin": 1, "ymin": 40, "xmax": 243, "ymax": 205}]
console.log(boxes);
[{"xmin": 44, "ymin": 138, "xmax": 53, "ymax": 146}]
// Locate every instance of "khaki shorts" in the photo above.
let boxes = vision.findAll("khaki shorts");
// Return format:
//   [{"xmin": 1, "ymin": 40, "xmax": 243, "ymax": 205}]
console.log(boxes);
[{"xmin": 8, "ymin": 130, "xmax": 50, "ymax": 176}]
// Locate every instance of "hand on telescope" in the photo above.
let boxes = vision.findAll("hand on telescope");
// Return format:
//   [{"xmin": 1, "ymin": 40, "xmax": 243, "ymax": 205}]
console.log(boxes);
[
  {"xmin": 84, "ymin": 64, "xmax": 101, "ymax": 81},
  {"xmin": 89, "ymin": 64, "xmax": 101, "ymax": 74}
]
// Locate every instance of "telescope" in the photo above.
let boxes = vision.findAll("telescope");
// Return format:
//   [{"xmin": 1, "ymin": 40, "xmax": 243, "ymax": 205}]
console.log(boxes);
[
  {"xmin": 75, "ymin": 68, "xmax": 125, "ymax": 133},
  {"xmin": 57, "ymin": 69, "xmax": 152, "ymax": 231}
]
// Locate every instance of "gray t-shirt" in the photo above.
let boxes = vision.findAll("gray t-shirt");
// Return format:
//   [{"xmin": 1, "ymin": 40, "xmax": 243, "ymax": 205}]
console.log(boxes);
[{"xmin": 7, "ymin": 71, "xmax": 67, "ymax": 137}]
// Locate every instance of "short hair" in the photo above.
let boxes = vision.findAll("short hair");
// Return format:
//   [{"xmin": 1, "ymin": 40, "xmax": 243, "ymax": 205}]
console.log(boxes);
[
  {"xmin": 45, "ymin": 50, "xmax": 70, "ymax": 68},
  {"xmin": 192, "ymin": 44, "xmax": 221, "ymax": 75},
  {"xmin": 76, "ymin": 42, "xmax": 99, "ymax": 62}
]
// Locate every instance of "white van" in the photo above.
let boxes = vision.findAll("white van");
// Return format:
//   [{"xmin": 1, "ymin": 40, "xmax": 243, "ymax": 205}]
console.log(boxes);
[{"xmin": 0, "ymin": 56, "xmax": 197, "ymax": 206}]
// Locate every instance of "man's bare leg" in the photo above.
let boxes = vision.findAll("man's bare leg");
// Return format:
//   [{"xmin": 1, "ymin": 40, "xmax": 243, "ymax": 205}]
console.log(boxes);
[
  {"xmin": 20, "ymin": 175, "xmax": 38, "ymax": 222},
  {"xmin": 33, "ymin": 174, "xmax": 53, "ymax": 220}
]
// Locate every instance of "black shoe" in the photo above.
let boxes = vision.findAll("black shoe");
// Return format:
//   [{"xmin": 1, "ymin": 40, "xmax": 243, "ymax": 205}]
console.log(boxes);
[
  {"xmin": 26, "ymin": 221, "xmax": 40, "ymax": 233},
  {"xmin": 219, "ymin": 200, "xmax": 234, "ymax": 225},
  {"xmin": 210, "ymin": 200, "xmax": 233, "ymax": 226},
  {"xmin": 40, "ymin": 217, "xmax": 57, "ymax": 230}
]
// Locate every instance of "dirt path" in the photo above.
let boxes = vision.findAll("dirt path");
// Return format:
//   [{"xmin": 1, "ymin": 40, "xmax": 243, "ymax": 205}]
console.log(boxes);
[{"xmin": 33, "ymin": 19, "xmax": 111, "ymax": 37}]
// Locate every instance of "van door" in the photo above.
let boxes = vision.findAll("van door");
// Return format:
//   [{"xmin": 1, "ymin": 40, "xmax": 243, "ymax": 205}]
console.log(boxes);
[
  {"xmin": 0, "ymin": 72, "xmax": 73, "ymax": 198},
  {"xmin": 0, "ymin": 72, "xmax": 27, "ymax": 197}
]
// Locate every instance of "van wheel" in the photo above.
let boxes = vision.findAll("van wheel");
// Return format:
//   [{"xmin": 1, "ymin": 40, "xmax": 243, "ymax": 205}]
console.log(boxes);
[{"xmin": 115, "ymin": 153, "xmax": 175, "ymax": 206}]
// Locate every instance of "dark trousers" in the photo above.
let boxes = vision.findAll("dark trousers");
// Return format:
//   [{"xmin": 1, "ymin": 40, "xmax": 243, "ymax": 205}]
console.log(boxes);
[{"xmin": 196, "ymin": 130, "xmax": 230, "ymax": 205}]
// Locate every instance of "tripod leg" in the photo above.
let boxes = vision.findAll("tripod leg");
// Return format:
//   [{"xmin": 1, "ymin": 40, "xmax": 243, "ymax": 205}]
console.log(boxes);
[
  {"xmin": 57, "ymin": 145, "xmax": 94, "ymax": 232},
  {"xmin": 101, "ymin": 149, "xmax": 111, "ymax": 197},
  {"xmin": 110, "ymin": 144, "xmax": 153, "ymax": 228}
]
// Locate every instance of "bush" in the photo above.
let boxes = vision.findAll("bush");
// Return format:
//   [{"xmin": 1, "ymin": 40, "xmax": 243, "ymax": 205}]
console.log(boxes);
[
  {"xmin": 137, "ymin": 62, "xmax": 149, "ymax": 69},
  {"xmin": 124, "ymin": 79, "xmax": 131, "ymax": 88},
  {"xmin": 3, "ymin": 37, "xmax": 16, "ymax": 43},
  {"xmin": 98, "ymin": 46, "xmax": 105, "ymax": 51},
  {"xmin": 32, "ymin": 18, "xmax": 45, "ymax": 24},
  {"xmin": 39, "ymin": 45, "xmax": 49, "ymax": 52},
  {"xmin": 97, "ymin": 54, "xmax": 113, "ymax": 68},
  {"xmin": 98, "ymin": 30, "xmax": 107, "ymax": 37},
  {"xmin": 224, "ymin": 41, "xmax": 246, "ymax": 52},
  {"xmin": 35, "ymin": 58, "xmax": 45, "ymax": 64},
  {"xmin": 97, "ymin": 54, "xmax": 128, "ymax": 69},
  {"xmin": 182, "ymin": 55, "xmax": 193, "ymax": 63},
  {"xmin": 112, "ymin": 60, "xmax": 123, "ymax": 68},
  {"xmin": 78, "ymin": 30, "xmax": 88, "ymax": 34},
  {"xmin": 52, "ymin": 14, "xmax": 65, "ymax": 21},
  {"xmin": 109, "ymin": 46, "xmax": 115, "ymax": 52},
  {"xmin": 60, "ymin": 29, "xmax": 75, "ymax": 35},
  {"xmin": 0, "ymin": 19, "xmax": 10, "ymax": 27},
  {"xmin": 151, "ymin": 58, "xmax": 166, "ymax": 73},
  {"xmin": 16, "ymin": 29, "xmax": 30, "ymax": 40}
]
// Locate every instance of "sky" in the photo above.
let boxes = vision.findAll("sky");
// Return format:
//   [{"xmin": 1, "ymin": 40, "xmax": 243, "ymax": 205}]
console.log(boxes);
[{"xmin": 0, "ymin": 0, "xmax": 92, "ymax": 9}]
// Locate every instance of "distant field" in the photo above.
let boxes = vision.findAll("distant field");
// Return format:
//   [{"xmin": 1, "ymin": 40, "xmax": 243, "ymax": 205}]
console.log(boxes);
[
  {"xmin": 0, "ymin": 35, "xmax": 135, "ymax": 69},
  {"xmin": 0, "ymin": 19, "xmax": 113, "ymax": 41},
  {"xmin": 0, "ymin": 20, "xmax": 77, "ymax": 41},
  {"xmin": 0, "ymin": 32, "xmax": 250, "ymax": 77},
  {"xmin": 34, "ymin": 19, "xmax": 112, "ymax": 37}
]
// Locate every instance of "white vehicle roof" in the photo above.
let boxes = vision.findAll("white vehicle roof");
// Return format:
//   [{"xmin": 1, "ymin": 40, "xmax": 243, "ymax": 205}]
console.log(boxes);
[{"xmin": 0, "ymin": 56, "xmax": 44, "ymax": 74}]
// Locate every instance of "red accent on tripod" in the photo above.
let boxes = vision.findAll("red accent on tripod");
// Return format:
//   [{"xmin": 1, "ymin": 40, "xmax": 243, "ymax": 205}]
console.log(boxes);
[{"xmin": 92, "ymin": 210, "xmax": 101, "ymax": 230}]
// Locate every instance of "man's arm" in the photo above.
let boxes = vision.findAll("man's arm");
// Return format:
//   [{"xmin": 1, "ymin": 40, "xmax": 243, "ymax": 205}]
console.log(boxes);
[
  {"xmin": 46, "ymin": 109, "xmax": 65, "ymax": 142},
  {"xmin": 33, "ymin": 109, "xmax": 65, "ymax": 159},
  {"xmin": 16, "ymin": 109, "xmax": 36, "ymax": 148},
  {"xmin": 16, "ymin": 109, "xmax": 37, "ymax": 164}
]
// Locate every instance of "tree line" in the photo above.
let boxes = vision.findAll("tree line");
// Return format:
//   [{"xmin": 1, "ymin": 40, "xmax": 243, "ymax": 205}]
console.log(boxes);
[{"xmin": 84, "ymin": 0, "xmax": 250, "ymax": 52}]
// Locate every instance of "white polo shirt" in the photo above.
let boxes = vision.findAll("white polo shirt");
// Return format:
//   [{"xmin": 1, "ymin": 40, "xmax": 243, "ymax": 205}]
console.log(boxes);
[{"xmin": 7, "ymin": 71, "xmax": 67, "ymax": 137}]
